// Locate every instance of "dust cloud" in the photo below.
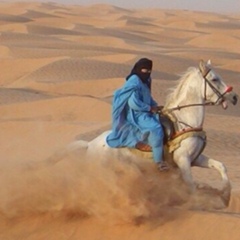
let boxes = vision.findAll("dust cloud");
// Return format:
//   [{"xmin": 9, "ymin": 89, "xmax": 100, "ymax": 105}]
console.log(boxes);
[{"xmin": 0, "ymin": 146, "xmax": 228, "ymax": 226}]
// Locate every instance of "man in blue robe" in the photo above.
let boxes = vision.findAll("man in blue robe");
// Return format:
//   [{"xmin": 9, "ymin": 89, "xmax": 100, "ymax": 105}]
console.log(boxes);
[{"xmin": 106, "ymin": 58, "xmax": 169, "ymax": 171}]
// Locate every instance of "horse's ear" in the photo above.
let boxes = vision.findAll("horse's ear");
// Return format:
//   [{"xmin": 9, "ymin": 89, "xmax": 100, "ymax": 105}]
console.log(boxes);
[
  {"xmin": 199, "ymin": 59, "xmax": 210, "ymax": 76},
  {"xmin": 207, "ymin": 59, "xmax": 211, "ymax": 66},
  {"xmin": 199, "ymin": 59, "xmax": 206, "ymax": 74}
]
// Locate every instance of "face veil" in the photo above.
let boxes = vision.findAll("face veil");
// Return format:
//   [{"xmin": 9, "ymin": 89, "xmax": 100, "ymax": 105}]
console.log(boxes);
[{"xmin": 126, "ymin": 58, "xmax": 153, "ymax": 85}]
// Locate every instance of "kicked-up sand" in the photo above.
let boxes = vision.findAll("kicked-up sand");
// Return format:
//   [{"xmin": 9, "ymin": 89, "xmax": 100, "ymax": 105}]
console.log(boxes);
[{"xmin": 0, "ymin": 1, "xmax": 240, "ymax": 239}]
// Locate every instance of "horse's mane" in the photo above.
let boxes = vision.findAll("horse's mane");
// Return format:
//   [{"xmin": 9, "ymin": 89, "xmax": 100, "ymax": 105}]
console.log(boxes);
[{"xmin": 164, "ymin": 67, "xmax": 199, "ymax": 108}]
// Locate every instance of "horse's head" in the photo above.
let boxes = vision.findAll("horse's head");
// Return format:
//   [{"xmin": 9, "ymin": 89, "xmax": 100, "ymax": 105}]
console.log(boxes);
[{"xmin": 199, "ymin": 59, "xmax": 238, "ymax": 109}]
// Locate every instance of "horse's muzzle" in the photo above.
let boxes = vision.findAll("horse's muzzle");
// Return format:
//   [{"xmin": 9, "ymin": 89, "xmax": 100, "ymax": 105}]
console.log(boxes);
[
  {"xmin": 226, "ymin": 91, "xmax": 238, "ymax": 105},
  {"xmin": 232, "ymin": 94, "xmax": 238, "ymax": 105}
]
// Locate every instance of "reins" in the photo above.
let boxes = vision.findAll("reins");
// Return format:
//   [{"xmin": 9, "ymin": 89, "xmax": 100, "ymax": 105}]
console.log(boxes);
[{"xmin": 163, "ymin": 102, "xmax": 214, "ymax": 113}]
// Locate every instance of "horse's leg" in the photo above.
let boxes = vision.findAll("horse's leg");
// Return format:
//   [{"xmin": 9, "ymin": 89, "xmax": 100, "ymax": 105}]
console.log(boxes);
[
  {"xmin": 174, "ymin": 156, "xmax": 195, "ymax": 191},
  {"xmin": 192, "ymin": 154, "xmax": 230, "ymax": 189},
  {"xmin": 192, "ymin": 154, "xmax": 231, "ymax": 206}
]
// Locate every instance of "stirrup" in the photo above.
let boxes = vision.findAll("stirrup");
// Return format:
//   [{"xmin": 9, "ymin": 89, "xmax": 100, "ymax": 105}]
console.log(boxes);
[{"xmin": 157, "ymin": 161, "xmax": 170, "ymax": 172}]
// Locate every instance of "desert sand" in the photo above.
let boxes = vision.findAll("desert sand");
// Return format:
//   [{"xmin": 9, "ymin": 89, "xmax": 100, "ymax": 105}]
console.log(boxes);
[{"xmin": 0, "ymin": 1, "xmax": 240, "ymax": 239}]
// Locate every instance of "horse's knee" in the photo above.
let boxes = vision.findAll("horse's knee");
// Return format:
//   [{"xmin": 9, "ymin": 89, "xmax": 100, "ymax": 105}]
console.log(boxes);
[
  {"xmin": 219, "ymin": 163, "xmax": 227, "ymax": 174},
  {"xmin": 210, "ymin": 160, "xmax": 227, "ymax": 173}
]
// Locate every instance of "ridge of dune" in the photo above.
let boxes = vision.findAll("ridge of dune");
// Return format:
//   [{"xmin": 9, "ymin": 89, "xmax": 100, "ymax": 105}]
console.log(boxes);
[
  {"xmin": 20, "ymin": 9, "xmax": 63, "ymax": 19},
  {"xmin": 9, "ymin": 58, "xmax": 130, "ymax": 85},
  {"xmin": 0, "ymin": 57, "xmax": 66, "ymax": 86},
  {"xmin": 14, "ymin": 78, "xmax": 124, "ymax": 98},
  {"xmin": 28, "ymin": 18, "xmax": 75, "ymax": 30},
  {"xmin": 70, "ymin": 36, "xmax": 137, "ymax": 50},
  {"xmin": 0, "ymin": 13, "xmax": 32, "ymax": 23},
  {"xmin": 0, "ymin": 2, "xmax": 41, "ymax": 14},
  {"xmin": 132, "ymin": 8, "xmax": 166, "ymax": 19},
  {"xmin": 86, "ymin": 3, "xmax": 131, "ymax": 14}
]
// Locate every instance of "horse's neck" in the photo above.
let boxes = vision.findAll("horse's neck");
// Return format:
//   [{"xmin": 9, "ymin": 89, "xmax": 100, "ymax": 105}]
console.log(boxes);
[
  {"xmin": 173, "ymin": 103, "xmax": 205, "ymax": 129},
  {"xmin": 165, "ymin": 69, "xmax": 205, "ymax": 129}
]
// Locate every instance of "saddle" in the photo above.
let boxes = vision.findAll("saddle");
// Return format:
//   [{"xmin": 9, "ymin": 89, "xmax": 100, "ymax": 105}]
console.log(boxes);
[
  {"xmin": 135, "ymin": 113, "xmax": 175, "ymax": 152},
  {"xmin": 135, "ymin": 112, "xmax": 206, "ymax": 157}
]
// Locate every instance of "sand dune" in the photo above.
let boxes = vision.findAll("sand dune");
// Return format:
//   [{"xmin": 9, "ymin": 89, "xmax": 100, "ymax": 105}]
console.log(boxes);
[
  {"xmin": 0, "ymin": 1, "xmax": 240, "ymax": 240},
  {"xmin": 188, "ymin": 33, "xmax": 240, "ymax": 53},
  {"xmin": 0, "ymin": 23, "xmax": 28, "ymax": 33},
  {"xmin": 14, "ymin": 78, "xmax": 124, "ymax": 98},
  {"xmin": 0, "ymin": 57, "xmax": 63, "ymax": 86},
  {"xmin": 0, "ymin": 45, "xmax": 10, "ymax": 57}
]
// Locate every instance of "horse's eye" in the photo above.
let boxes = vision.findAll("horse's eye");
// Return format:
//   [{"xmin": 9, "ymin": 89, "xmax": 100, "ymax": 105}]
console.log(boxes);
[{"xmin": 212, "ymin": 78, "xmax": 218, "ymax": 82}]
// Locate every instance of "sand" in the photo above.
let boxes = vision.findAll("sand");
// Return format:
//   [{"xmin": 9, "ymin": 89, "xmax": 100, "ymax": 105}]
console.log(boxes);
[{"xmin": 0, "ymin": 1, "xmax": 240, "ymax": 239}]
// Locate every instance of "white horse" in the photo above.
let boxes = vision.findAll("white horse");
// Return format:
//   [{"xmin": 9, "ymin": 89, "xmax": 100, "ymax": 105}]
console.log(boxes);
[{"xmin": 71, "ymin": 60, "xmax": 238, "ymax": 192}]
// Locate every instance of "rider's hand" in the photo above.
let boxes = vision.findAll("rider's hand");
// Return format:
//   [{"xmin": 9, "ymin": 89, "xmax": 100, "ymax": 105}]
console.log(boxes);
[
  {"xmin": 157, "ymin": 105, "xmax": 164, "ymax": 111},
  {"xmin": 150, "ymin": 106, "xmax": 159, "ymax": 114}
]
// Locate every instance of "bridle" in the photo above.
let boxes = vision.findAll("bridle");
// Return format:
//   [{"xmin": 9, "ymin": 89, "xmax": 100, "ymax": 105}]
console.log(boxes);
[
  {"xmin": 163, "ymin": 67, "xmax": 233, "ymax": 113},
  {"xmin": 161, "ymin": 66, "xmax": 233, "ymax": 131}
]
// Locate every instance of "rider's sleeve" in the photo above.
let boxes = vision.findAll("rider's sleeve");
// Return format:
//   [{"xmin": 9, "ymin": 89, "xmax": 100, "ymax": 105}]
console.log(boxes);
[
  {"xmin": 150, "ymin": 97, "xmax": 158, "ymax": 107},
  {"xmin": 128, "ymin": 89, "xmax": 151, "ymax": 112}
]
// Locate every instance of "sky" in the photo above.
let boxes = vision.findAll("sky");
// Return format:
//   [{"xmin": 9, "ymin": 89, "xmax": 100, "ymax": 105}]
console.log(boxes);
[{"xmin": 39, "ymin": 0, "xmax": 240, "ymax": 14}]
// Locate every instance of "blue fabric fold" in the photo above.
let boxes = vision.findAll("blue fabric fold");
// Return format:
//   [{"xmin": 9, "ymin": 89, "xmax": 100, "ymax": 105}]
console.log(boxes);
[{"xmin": 106, "ymin": 75, "xmax": 162, "ymax": 153}]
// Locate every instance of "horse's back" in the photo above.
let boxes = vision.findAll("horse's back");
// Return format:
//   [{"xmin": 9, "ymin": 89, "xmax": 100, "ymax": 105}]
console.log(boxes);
[{"xmin": 90, "ymin": 130, "xmax": 111, "ymax": 145}]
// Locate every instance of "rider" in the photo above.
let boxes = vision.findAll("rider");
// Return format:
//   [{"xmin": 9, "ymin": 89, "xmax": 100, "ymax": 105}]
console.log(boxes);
[{"xmin": 106, "ymin": 58, "xmax": 169, "ymax": 172}]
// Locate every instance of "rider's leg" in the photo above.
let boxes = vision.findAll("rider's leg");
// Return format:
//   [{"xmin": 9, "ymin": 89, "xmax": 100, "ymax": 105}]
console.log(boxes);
[
  {"xmin": 148, "ymin": 126, "xmax": 163, "ymax": 163},
  {"xmin": 148, "ymin": 127, "xmax": 169, "ymax": 171}
]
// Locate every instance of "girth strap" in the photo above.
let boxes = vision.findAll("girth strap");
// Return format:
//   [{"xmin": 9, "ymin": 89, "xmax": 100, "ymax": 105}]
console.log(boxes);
[{"xmin": 167, "ymin": 129, "xmax": 206, "ymax": 153}]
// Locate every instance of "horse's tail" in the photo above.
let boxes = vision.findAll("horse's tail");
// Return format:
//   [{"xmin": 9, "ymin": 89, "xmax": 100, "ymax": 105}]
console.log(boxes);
[{"xmin": 67, "ymin": 139, "xmax": 89, "ymax": 151}]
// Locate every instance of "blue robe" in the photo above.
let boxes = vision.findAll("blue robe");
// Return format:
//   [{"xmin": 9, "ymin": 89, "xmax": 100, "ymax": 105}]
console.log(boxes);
[{"xmin": 106, "ymin": 75, "xmax": 164, "ymax": 163}]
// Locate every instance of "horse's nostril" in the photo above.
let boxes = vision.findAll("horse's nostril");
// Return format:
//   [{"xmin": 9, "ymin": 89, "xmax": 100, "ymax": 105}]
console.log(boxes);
[{"xmin": 233, "ymin": 95, "xmax": 238, "ymax": 105}]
